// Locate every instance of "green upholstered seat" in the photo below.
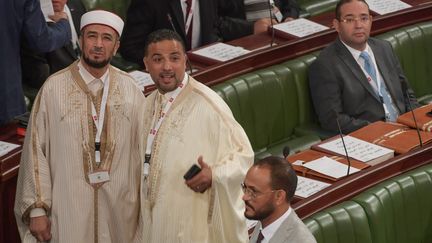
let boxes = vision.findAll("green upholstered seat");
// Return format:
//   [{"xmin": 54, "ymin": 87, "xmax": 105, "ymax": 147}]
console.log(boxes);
[
  {"xmin": 304, "ymin": 163, "xmax": 432, "ymax": 243},
  {"xmin": 82, "ymin": 0, "xmax": 130, "ymax": 19},
  {"xmin": 304, "ymin": 201, "xmax": 374, "ymax": 243},
  {"xmin": 212, "ymin": 53, "xmax": 324, "ymax": 158},
  {"xmin": 376, "ymin": 21, "xmax": 432, "ymax": 105},
  {"xmin": 298, "ymin": 0, "xmax": 338, "ymax": 17}
]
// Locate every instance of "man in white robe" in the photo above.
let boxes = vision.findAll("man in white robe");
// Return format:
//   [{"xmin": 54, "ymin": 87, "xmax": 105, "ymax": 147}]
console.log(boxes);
[
  {"xmin": 140, "ymin": 29, "xmax": 254, "ymax": 242},
  {"xmin": 14, "ymin": 10, "xmax": 145, "ymax": 243}
]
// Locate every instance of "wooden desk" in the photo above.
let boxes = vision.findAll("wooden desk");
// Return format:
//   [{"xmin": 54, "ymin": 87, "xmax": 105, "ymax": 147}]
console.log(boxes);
[
  {"xmin": 292, "ymin": 143, "xmax": 432, "ymax": 220},
  {"xmin": 0, "ymin": 123, "xmax": 23, "ymax": 243}
]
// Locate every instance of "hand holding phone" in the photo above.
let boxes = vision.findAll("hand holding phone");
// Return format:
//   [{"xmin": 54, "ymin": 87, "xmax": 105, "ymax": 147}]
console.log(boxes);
[{"xmin": 183, "ymin": 164, "xmax": 201, "ymax": 180}]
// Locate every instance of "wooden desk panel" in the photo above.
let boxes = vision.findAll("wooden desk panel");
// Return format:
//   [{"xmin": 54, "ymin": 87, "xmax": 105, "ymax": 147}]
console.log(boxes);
[{"xmin": 292, "ymin": 143, "xmax": 432, "ymax": 219}]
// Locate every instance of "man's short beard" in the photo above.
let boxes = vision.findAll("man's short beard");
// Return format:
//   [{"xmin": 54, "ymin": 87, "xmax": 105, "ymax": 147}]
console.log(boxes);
[
  {"xmin": 82, "ymin": 55, "xmax": 111, "ymax": 69},
  {"xmin": 244, "ymin": 202, "xmax": 275, "ymax": 221}
]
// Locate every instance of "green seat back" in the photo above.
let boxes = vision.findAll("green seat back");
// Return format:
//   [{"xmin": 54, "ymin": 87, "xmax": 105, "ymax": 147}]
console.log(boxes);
[
  {"xmin": 377, "ymin": 21, "xmax": 432, "ymax": 104},
  {"xmin": 82, "ymin": 0, "xmax": 130, "ymax": 19}
]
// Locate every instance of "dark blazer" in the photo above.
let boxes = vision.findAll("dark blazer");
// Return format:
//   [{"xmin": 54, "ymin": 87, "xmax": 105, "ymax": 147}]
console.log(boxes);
[
  {"xmin": 120, "ymin": 0, "xmax": 220, "ymax": 67},
  {"xmin": 0, "ymin": 0, "xmax": 70, "ymax": 124},
  {"xmin": 308, "ymin": 37, "xmax": 418, "ymax": 134},
  {"xmin": 21, "ymin": 0, "xmax": 86, "ymax": 89},
  {"xmin": 217, "ymin": 0, "xmax": 300, "ymax": 41},
  {"xmin": 249, "ymin": 210, "xmax": 316, "ymax": 243}
]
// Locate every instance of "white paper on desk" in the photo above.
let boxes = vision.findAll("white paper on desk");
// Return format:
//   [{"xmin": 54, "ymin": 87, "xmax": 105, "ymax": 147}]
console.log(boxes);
[
  {"xmin": 191, "ymin": 43, "xmax": 250, "ymax": 62},
  {"xmin": 0, "ymin": 141, "xmax": 20, "ymax": 157},
  {"xmin": 40, "ymin": 0, "xmax": 55, "ymax": 22},
  {"xmin": 295, "ymin": 176, "xmax": 331, "ymax": 198},
  {"xmin": 303, "ymin": 156, "xmax": 360, "ymax": 179},
  {"xmin": 366, "ymin": 0, "xmax": 411, "ymax": 15},
  {"xmin": 273, "ymin": 18, "xmax": 329, "ymax": 38},
  {"xmin": 318, "ymin": 135, "xmax": 394, "ymax": 163},
  {"xmin": 128, "ymin": 70, "xmax": 154, "ymax": 91}
]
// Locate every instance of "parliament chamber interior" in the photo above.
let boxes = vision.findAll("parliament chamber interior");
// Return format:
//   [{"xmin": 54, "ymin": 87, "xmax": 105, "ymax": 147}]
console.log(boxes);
[{"xmin": 1, "ymin": 0, "xmax": 432, "ymax": 242}]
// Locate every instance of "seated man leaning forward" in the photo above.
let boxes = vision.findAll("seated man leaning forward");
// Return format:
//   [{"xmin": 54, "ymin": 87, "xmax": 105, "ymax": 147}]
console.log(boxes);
[
  {"xmin": 243, "ymin": 156, "xmax": 317, "ymax": 243},
  {"xmin": 308, "ymin": 0, "xmax": 418, "ymax": 134},
  {"xmin": 140, "ymin": 28, "xmax": 254, "ymax": 242}
]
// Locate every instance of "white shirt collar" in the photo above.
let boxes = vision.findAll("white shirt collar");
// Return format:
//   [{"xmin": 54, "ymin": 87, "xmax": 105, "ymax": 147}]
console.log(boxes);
[
  {"xmin": 260, "ymin": 207, "xmax": 292, "ymax": 242},
  {"xmin": 77, "ymin": 60, "xmax": 110, "ymax": 85}
]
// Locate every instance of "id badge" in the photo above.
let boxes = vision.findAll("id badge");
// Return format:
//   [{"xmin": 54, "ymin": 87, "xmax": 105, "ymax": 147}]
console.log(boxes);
[{"xmin": 88, "ymin": 170, "xmax": 110, "ymax": 184}]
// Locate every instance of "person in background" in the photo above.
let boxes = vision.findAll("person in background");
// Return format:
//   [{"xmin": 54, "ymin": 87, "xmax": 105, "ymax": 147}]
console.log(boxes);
[
  {"xmin": 308, "ymin": 0, "xmax": 418, "ymax": 134},
  {"xmin": 0, "ymin": 0, "xmax": 71, "ymax": 125},
  {"xmin": 217, "ymin": 0, "xmax": 300, "ymax": 41},
  {"xmin": 243, "ymin": 156, "xmax": 317, "ymax": 243},
  {"xmin": 21, "ymin": 0, "xmax": 87, "ymax": 89}
]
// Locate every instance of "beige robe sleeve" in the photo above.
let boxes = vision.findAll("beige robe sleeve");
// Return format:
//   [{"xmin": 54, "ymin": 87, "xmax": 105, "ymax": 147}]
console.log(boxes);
[
  {"xmin": 206, "ymin": 100, "xmax": 254, "ymax": 243},
  {"xmin": 14, "ymin": 88, "xmax": 52, "ymax": 233}
]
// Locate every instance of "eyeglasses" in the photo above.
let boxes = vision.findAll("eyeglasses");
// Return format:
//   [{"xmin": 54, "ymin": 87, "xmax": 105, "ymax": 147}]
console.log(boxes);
[
  {"xmin": 241, "ymin": 183, "xmax": 276, "ymax": 199},
  {"xmin": 339, "ymin": 15, "xmax": 370, "ymax": 24}
]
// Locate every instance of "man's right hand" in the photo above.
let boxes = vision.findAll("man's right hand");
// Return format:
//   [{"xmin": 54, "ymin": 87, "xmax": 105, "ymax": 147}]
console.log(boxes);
[
  {"xmin": 49, "ymin": 12, "xmax": 68, "ymax": 22},
  {"xmin": 253, "ymin": 18, "xmax": 278, "ymax": 34},
  {"xmin": 29, "ymin": 215, "xmax": 52, "ymax": 241}
]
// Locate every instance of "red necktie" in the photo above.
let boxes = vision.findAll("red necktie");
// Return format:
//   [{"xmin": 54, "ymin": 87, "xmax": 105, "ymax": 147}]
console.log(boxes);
[{"xmin": 185, "ymin": 0, "xmax": 193, "ymax": 48}]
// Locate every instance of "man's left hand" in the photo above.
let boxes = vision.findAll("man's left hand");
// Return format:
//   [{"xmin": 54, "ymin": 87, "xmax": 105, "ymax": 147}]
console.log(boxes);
[{"xmin": 185, "ymin": 156, "xmax": 212, "ymax": 193}]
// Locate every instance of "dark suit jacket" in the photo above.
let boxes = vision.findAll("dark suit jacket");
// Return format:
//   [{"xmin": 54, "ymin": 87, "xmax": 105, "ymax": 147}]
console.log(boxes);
[
  {"xmin": 20, "ymin": 0, "xmax": 86, "ymax": 89},
  {"xmin": 308, "ymin": 37, "xmax": 418, "ymax": 134},
  {"xmin": 120, "ymin": 0, "xmax": 220, "ymax": 67},
  {"xmin": 217, "ymin": 0, "xmax": 300, "ymax": 41},
  {"xmin": 0, "ymin": 0, "xmax": 70, "ymax": 124},
  {"xmin": 249, "ymin": 210, "xmax": 316, "ymax": 243}
]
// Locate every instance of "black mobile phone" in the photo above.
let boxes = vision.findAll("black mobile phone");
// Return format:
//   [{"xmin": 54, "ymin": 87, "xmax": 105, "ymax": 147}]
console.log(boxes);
[
  {"xmin": 183, "ymin": 164, "xmax": 201, "ymax": 180},
  {"xmin": 426, "ymin": 110, "xmax": 432, "ymax": 117}
]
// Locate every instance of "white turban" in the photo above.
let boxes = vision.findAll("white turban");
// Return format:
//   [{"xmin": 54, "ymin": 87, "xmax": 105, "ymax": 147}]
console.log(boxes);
[{"xmin": 80, "ymin": 10, "xmax": 124, "ymax": 36}]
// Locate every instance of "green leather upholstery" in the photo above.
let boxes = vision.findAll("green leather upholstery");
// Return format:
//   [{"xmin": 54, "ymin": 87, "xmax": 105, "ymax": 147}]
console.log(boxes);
[
  {"xmin": 298, "ymin": 0, "xmax": 338, "ymax": 17},
  {"xmin": 212, "ymin": 54, "xmax": 323, "ymax": 159},
  {"xmin": 303, "ymin": 163, "xmax": 432, "ymax": 243},
  {"xmin": 377, "ymin": 21, "xmax": 432, "ymax": 104},
  {"xmin": 304, "ymin": 201, "xmax": 374, "ymax": 243}
]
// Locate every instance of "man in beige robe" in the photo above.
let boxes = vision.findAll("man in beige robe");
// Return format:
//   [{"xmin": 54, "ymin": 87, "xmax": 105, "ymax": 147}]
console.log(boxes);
[
  {"xmin": 140, "ymin": 29, "xmax": 254, "ymax": 243},
  {"xmin": 14, "ymin": 10, "xmax": 145, "ymax": 243}
]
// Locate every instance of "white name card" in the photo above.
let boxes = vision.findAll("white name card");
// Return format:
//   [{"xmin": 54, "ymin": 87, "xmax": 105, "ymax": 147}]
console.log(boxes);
[
  {"xmin": 273, "ymin": 18, "xmax": 329, "ymax": 38},
  {"xmin": 295, "ymin": 176, "xmax": 331, "ymax": 198},
  {"xmin": 191, "ymin": 43, "xmax": 251, "ymax": 62},
  {"xmin": 128, "ymin": 71, "xmax": 154, "ymax": 91},
  {"xmin": 366, "ymin": 0, "xmax": 411, "ymax": 15},
  {"xmin": 318, "ymin": 136, "xmax": 394, "ymax": 163},
  {"xmin": 0, "ymin": 141, "xmax": 20, "ymax": 157},
  {"xmin": 303, "ymin": 156, "xmax": 360, "ymax": 179}
]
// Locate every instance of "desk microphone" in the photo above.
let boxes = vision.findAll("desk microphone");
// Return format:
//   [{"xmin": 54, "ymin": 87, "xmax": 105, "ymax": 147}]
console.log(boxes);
[
  {"xmin": 401, "ymin": 80, "xmax": 423, "ymax": 147},
  {"xmin": 335, "ymin": 112, "xmax": 351, "ymax": 176},
  {"xmin": 282, "ymin": 146, "xmax": 290, "ymax": 158},
  {"xmin": 167, "ymin": 14, "xmax": 193, "ymax": 74},
  {"xmin": 267, "ymin": 0, "xmax": 276, "ymax": 47}
]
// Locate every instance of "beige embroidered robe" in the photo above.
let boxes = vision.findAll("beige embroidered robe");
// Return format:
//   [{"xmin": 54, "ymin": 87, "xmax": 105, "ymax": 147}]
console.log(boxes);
[
  {"xmin": 141, "ymin": 76, "xmax": 254, "ymax": 243},
  {"xmin": 14, "ymin": 62, "xmax": 146, "ymax": 243}
]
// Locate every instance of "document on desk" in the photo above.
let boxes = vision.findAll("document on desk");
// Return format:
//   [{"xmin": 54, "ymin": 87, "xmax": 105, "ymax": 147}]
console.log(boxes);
[
  {"xmin": 366, "ymin": 0, "xmax": 411, "ymax": 15},
  {"xmin": 273, "ymin": 18, "xmax": 329, "ymax": 38},
  {"xmin": 303, "ymin": 156, "xmax": 360, "ymax": 179},
  {"xmin": 190, "ymin": 43, "xmax": 251, "ymax": 62},
  {"xmin": 317, "ymin": 135, "xmax": 394, "ymax": 165},
  {"xmin": 0, "ymin": 141, "xmax": 20, "ymax": 157},
  {"xmin": 40, "ymin": 0, "xmax": 54, "ymax": 22},
  {"xmin": 128, "ymin": 70, "xmax": 154, "ymax": 91},
  {"xmin": 295, "ymin": 176, "xmax": 331, "ymax": 198}
]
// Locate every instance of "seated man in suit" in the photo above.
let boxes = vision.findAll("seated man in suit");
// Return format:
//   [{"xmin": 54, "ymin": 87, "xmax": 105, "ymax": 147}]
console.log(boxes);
[
  {"xmin": 308, "ymin": 0, "xmax": 418, "ymax": 134},
  {"xmin": 243, "ymin": 156, "xmax": 316, "ymax": 243},
  {"xmin": 120, "ymin": 0, "xmax": 221, "ymax": 67},
  {"xmin": 218, "ymin": 0, "xmax": 300, "ymax": 41},
  {"xmin": 21, "ymin": 0, "xmax": 86, "ymax": 89}
]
